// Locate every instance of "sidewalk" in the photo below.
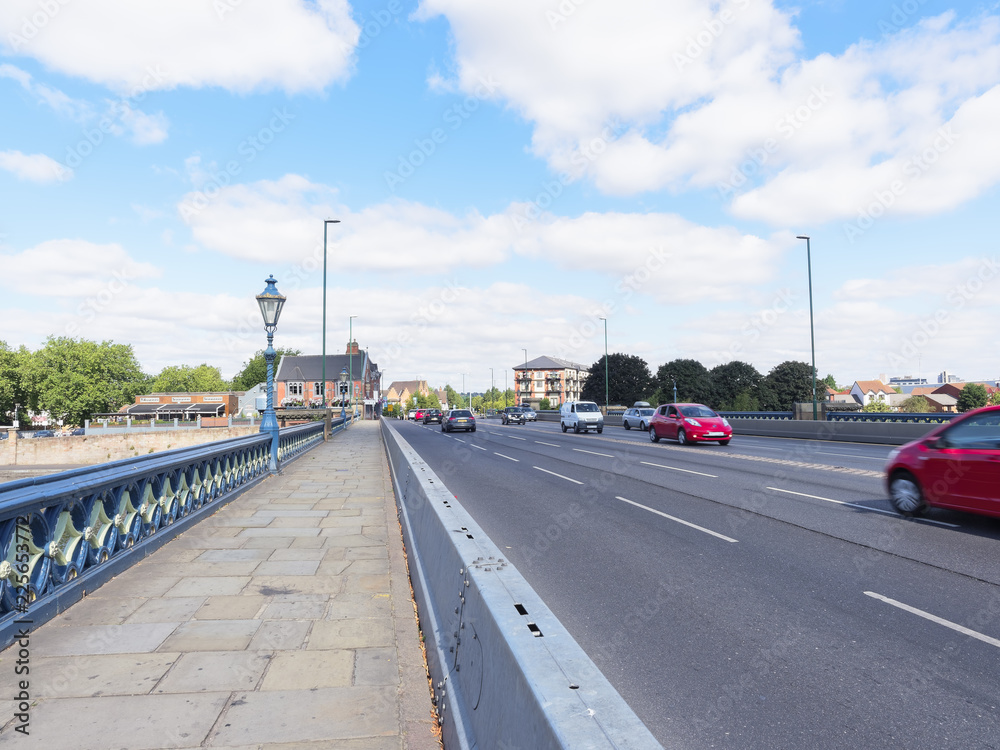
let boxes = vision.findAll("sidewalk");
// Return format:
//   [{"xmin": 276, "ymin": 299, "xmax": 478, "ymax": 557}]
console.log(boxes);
[{"xmin": 2, "ymin": 420, "xmax": 441, "ymax": 749}]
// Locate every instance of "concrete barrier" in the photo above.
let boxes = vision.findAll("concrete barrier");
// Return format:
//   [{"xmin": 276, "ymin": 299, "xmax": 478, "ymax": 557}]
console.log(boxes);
[{"xmin": 381, "ymin": 421, "xmax": 662, "ymax": 750}]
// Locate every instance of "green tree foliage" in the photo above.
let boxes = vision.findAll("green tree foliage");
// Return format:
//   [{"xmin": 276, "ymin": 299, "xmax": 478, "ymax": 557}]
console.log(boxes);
[
  {"xmin": 957, "ymin": 383, "xmax": 989, "ymax": 412},
  {"xmin": 231, "ymin": 348, "xmax": 301, "ymax": 391},
  {"xmin": 899, "ymin": 395, "xmax": 930, "ymax": 412},
  {"xmin": 656, "ymin": 359, "xmax": 711, "ymax": 404},
  {"xmin": 0, "ymin": 341, "xmax": 32, "ymax": 423},
  {"xmin": 707, "ymin": 361, "xmax": 763, "ymax": 411},
  {"xmin": 861, "ymin": 398, "xmax": 892, "ymax": 412},
  {"xmin": 581, "ymin": 353, "xmax": 655, "ymax": 405},
  {"xmin": 444, "ymin": 385, "xmax": 466, "ymax": 409},
  {"xmin": 989, "ymin": 390, "xmax": 1000, "ymax": 406},
  {"xmin": 764, "ymin": 361, "xmax": 816, "ymax": 411},
  {"xmin": 24, "ymin": 337, "xmax": 149, "ymax": 425},
  {"xmin": 151, "ymin": 364, "xmax": 230, "ymax": 393},
  {"xmin": 416, "ymin": 391, "xmax": 441, "ymax": 409},
  {"xmin": 538, "ymin": 397, "xmax": 551, "ymax": 410},
  {"xmin": 821, "ymin": 373, "xmax": 839, "ymax": 390}
]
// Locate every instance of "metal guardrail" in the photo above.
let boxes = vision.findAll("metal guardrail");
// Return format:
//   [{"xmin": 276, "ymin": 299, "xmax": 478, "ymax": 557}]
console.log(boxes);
[
  {"xmin": 826, "ymin": 412, "xmax": 956, "ymax": 424},
  {"xmin": 719, "ymin": 411, "xmax": 794, "ymax": 420},
  {"xmin": 0, "ymin": 417, "xmax": 341, "ymax": 650}
]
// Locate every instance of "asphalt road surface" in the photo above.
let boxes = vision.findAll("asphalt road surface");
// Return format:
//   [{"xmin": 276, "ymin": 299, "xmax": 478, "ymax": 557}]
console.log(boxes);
[{"xmin": 390, "ymin": 418, "xmax": 1000, "ymax": 750}]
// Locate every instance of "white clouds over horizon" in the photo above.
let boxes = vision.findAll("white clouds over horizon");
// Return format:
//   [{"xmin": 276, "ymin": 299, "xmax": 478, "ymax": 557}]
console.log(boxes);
[{"xmin": 0, "ymin": 149, "xmax": 72, "ymax": 182}]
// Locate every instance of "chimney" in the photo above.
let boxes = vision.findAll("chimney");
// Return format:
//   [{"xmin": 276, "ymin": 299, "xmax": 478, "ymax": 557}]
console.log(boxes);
[{"xmin": 346, "ymin": 340, "xmax": 360, "ymax": 355}]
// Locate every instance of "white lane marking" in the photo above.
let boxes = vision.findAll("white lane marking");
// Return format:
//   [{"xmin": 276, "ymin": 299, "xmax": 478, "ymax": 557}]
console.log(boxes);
[
  {"xmin": 616, "ymin": 497, "xmax": 738, "ymax": 543},
  {"xmin": 535, "ymin": 441, "xmax": 560, "ymax": 447},
  {"xmin": 494, "ymin": 452, "xmax": 519, "ymax": 462},
  {"xmin": 454, "ymin": 438, "xmax": 466, "ymax": 443},
  {"xmin": 573, "ymin": 448, "xmax": 614, "ymax": 458},
  {"xmin": 507, "ymin": 436, "xmax": 527, "ymax": 441},
  {"xmin": 817, "ymin": 451, "xmax": 885, "ymax": 461},
  {"xmin": 471, "ymin": 444, "xmax": 487, "ymax": 451},
  {"xmin": 640, "ymin": 461, "xmax": 718, "ymax": 478},
  {"xmin": 864, "ymin": 591, "xmax": 1000, "ymax": 649},
  {"xmin": 534, "ymin": 466, "xmax": 583, "ymax": 485},
  {"xmin": 766, "ymin": 487, "xmax": 960, "ymax": 528}
]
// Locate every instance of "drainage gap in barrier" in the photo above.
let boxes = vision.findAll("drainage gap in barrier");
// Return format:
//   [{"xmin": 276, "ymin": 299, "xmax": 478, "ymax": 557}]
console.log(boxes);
[
  {"xmin": 526, "ymin": 622, "xmax": 543, "ymax": 637},
  {"xmin": 514, "ymin": 603, "xmax": 528, "ymax": 616}
]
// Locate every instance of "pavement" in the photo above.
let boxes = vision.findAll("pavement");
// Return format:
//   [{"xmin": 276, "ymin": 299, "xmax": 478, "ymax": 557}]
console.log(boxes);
[{"xmin": 0, "ymin": 420, "xmax": 441, "ymax": 749}]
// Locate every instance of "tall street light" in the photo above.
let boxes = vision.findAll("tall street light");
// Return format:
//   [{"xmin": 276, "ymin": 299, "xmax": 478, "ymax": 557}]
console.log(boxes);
[
  {"xmin": 348, "ymin": 314, "xmax": 358, "ymax": 416},
  {"xmin": 256, "ymin": 275, "xmax": 287, "ymax": 473},
  {"xmin": 489, "ymin": 367, "xmax": 494, "ymax": 411},
  {"xmin": 598, "ymin": 316, "xmax": 609, "ymax": 408},
  {"xmin": 522, "ymin": 348, "xmax": 527, "ymax": 405},
  {"xmin": 322, "ymin": 220, "xmax": 341, "ymax": 407},
  {"xmin": 796, "ymin": 235, "xmax": 818, "ymax": 420}
]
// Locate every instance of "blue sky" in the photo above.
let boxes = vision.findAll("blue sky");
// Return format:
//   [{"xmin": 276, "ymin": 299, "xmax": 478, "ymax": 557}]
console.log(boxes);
[{"xmin": 2, "ymin": 0, "xmax": 998, "ymax": 394}]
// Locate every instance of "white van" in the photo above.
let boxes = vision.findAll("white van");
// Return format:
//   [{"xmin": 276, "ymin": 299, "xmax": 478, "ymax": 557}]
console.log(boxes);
[{"xmin": 560, "ymin": 401, "xmax": 604, "ymax": 433}]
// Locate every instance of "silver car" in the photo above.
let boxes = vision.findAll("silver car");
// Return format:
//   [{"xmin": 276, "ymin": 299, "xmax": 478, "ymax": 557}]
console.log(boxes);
[{"xmin": 622, "ymin": 407, "xmax": 655, "ymax": 431}]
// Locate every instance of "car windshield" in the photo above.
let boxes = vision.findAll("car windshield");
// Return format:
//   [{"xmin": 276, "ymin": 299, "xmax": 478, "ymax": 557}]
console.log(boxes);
[
  {"xmin": 450, "ymin": 410, "xmax": 473, "ymax": 418},
  {"xmin": 639, "ymin": 409, "xmax": 654, "ymax": 416},
  {"xmin": 680, "ymin": 405, "xmax": 717, "ymax": 418},
  {"xmin": 576, "ymin": 403, "xmax": 600, "ymax": 412},
  {"xmin": 508, "ymin": 408, "xmax": 523, "ymax": 413}
]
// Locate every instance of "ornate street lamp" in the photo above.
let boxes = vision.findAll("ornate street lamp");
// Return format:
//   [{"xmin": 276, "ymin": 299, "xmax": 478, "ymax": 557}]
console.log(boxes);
[
  {"xmin": 339, "ymin": 367, "xmax": 349, "ymax": 422},
  {"xmin": 256, "ymin": 275, "xmax": 286, "ymax": 473}
]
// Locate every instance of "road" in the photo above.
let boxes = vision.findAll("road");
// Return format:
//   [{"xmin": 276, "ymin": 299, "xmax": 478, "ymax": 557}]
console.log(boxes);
[{"xmin": 390, "ymin": 417, "xmax": 1000, "ymax": 749}]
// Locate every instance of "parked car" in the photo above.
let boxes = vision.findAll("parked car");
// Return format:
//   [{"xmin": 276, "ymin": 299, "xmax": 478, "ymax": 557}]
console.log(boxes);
[
  {"xmin": 501, "ymin": 406, "xmax": 526, "ymax": 425},
  {"xmin": 32, "ymin": 429, "xmax": 57, "ymax": 438},
  {"xmin": 622, "ymin": 406, "xmax": 655, "ymax": 431},
  {"xmin": 560, "ymin": 401, "xmax": 604, "ymax": 433},
  {"xmin": 441, "ymin": 409, "xmax": 477, "ymax": 433},
  {"xmin": 885, "ymin": 404, "xmax": 1000, "ymax": 519},
  {"xmin": 68, "ymin": 427, "xmax": 86, "ymax": 436},
  {"xmin": 407, "ymin": 409, "xmax": 417, "ymax": 420},
  {"xmin": 521, "ymin": 406, "xmax": 537, "ymax": 422},
  {"xmin": 648, "ymin": 403, "xmax": 731, "ymax": 445},
  {"xmin": 423, "ymin": 408, "xmax": 443, "ymax": 424}
]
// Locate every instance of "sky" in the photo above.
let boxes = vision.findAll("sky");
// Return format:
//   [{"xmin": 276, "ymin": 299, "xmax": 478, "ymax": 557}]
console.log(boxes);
[{"xmin": 2, "ymin": 0, "xmax": 999, "ymax": 394}]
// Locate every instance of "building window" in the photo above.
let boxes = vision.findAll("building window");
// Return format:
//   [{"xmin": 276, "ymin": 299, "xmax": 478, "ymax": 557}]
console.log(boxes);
[
  {"xmin": 313, "ymin": 382, "xmax": 325, "ymax": 396},
  {"xmin": 288, "ymin": 382, "xmax": 303, "ymax": 396}
]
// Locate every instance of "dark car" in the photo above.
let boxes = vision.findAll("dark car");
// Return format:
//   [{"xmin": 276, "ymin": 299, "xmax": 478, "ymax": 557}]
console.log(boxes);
[
  {"xmin": 501, "ymin": 406, "xmax": 526, "ymax": 425},
  {"xmin": 32, "ymin": 429, "xmax": 57, "ymax": 438},
  {"xmin": 423, "ymin": 408, "xmax": 443, "ymax": 424},
  {"xmin": 648, "ymin": 403, "xmax": 732, "ymax": 445},
  {"xmin": 68, "ymin": 427, "xmax": 86, "ymax": 436},
  {"xmin": 622, "ymin": 407, "xmax": 655, "ymax": 431},
  {"xmin": 886, "ymin": 404, "xmax": 1000, "ymax": 519},
  {"xmin": 441, "ymin": 409, "xmax": 476, "ymax": 432}
]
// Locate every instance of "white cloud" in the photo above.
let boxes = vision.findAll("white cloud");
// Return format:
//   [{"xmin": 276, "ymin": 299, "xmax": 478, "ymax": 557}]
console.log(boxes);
[
  {"xmin": 5, "ymin": 239, "xmax": 160, "ymax": 296},
  {"xmin": 0, "ymin": 150, "xmax": 72, "ymax": 182},
  {"xmin": 418, "ymin": 1, "xmax": 1000, "ymax": 224},
  {"xmin": 0, "ymin": 63, "xmax": 92, "ymax": 121},
  {"xmin": 0, "ymin": 0, "xmax": 360, "ymax": 94}
]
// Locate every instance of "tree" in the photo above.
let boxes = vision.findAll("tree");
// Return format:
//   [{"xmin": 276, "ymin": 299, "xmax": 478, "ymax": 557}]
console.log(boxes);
[
  {"xmin": 989, "ymin": 390, "xmax": 1000, "ymax": 407},
  {"xmin": 24, "ymin": 337, "xmax": 150, "ymax": 425},
  {"xmin": 861, "ymin": 398, "xmax": 892, "ymax": 412},
  {"xmin": 416, "ymin": 390, "xmax": 441, "ymax": 409},
  {"xmin": 764, "ymin": 361, "xmax": 815, "ymax": 411},
  {"xmin": 581, "ymin": 353, "xmax": 654, "ymax": 406},
  {"xmin": 656, "ymin": 359, "xmax": 711, "ymax": 404},
  {"xmin": 821, "ymin": 373, "xmax": 838, "ymax": 391},
  {"xmin": 538, "ymin": 397, "xmax": 551, "ymax": 410},
  {"xmin": 444, "ymin": 384, "xmax": 466, "ymax": 409},
  {"xmin": 231, "ymin": 348, "xmax": 301, "ymax": 391},
  {"xmin": 706, "ymin": 361, "xmax": 763, "ymax": 411},
  {"xmin": 151, "ymin": 364, "xmax": 230, "ymax": 393},
  {"xmin": 900, "ymin": 395, "xmax": 930, "ymax": 413},
  {"xmin": 957, "ymin": 383, "xmax": 989, "ymax": 412},
  {"xmin": 0, "ymin": 342, "xmax": 32, "ymax": 424}
]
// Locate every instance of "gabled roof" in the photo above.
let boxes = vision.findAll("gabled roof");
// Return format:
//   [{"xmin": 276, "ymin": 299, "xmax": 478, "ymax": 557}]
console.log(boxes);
[
  {"xmin": 852, "ymin": 379, "xmax": 894, "ymax": 395},
  {"xmin": 275, "ymin": 354, "xmax": 366, "ymax": 382},
  {"xmin": 388, "ymin": 380, "xmax": 429, "ymax": 396},
  {"xmin": 514, "ymin": 355, "xmax": 588, "ymax": 371}
]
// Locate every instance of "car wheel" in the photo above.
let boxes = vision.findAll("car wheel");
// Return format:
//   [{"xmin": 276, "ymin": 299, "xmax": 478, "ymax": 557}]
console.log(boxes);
[
  {"xmin": 597, "ymin": 427, "xmax": 603, "ymax": 434},
  {"xmin": 561, "ymin": 422, "xmax": 567, "ymax": 433},
  {"xmin": 574, "ymin": 423, "xmax": 581, "ymax": 434},
  {"xmin": 639, "ymin": 421, "xmax": 646, "ymax": 431},
  {"xmin": 677, "ymin": 428, "xmax": 689, "ymax": 445},
  {"xmin": 649, "ymin": 427, "xmax": 660, "ymax": 443},
  {"xmin": 719, "ymin": 439, "xmax": 730, "ymax": 446},
  {"xmin": 889, "ymin": 472, "xmax": 926, "ymax": 516},
  {"xmin": 471, "ymin": 426, "xmax": 476, "ymax": 432},
  {"xmin": 623, "ymin": 420, "xmax": 631, "ymax": 430}
]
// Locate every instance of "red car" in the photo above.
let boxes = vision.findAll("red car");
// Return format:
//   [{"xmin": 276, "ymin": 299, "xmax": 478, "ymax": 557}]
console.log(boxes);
[
  {"xmin": 413, "ymin": 409, "xmax": 426, "ymax": 421},
  {"xmin": 886, "ymin": 405, "xmax": 1000, "ymax": 519},
  {"xmin": 648, "ymin": 403, "xmax": 732, "ymax": 445}
]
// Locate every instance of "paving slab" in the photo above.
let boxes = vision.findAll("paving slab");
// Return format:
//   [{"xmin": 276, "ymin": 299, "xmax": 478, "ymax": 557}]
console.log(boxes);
[{"xmin": 1, "ymin": 421, "xmax": 439, "ymax": 749}]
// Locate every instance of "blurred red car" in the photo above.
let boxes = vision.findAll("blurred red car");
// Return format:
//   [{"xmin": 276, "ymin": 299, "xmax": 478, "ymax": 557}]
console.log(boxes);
[
  {"xmin": 413, "ymin": 409, "xmax": 426, "ymax": 421},
  {"xmin": 886, "ymin": 405, "xmax": 1000, "ymax": 519},
  {"xmin": 648, "ymin": 403, "xmax": 732, "ymax": 445}
]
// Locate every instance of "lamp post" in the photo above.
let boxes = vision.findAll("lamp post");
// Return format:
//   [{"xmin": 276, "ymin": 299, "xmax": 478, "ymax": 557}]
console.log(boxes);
[
  {"xmin": 489, "ymin": 367, "xmax": 494, "ymax": 411},
  {"xmin": 339, "ymin": 367, "xmax": 348, "ymax": 422},
  {"xmin": 598, "ymin": 316, "xmax": 609, "ymax": 408},
  {"xmin": 322, "ymin": 220, "xmax": 341, "ymax": 407},
  {"xmin": 672, "ymin": 377, "xmax": 677, "ymax": 403},
  {"xmin": 256, "ymin": 275, "xmax": 287, "ymax": 473},
  {"xmin": 522, "ymin": 348, "xmax": 527, "ymax": 405},
  {"xmin": 796, "ymin": 235, "xmax": 818, "ymax": 420},
  {"xmin": 348, "ymin": 314, "xmax": 357, "ymax": 416}
]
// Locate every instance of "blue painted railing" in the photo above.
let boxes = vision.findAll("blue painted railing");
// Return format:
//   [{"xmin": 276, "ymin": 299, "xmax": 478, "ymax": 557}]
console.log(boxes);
[
  {"xmin": 0, "ymin": 416, "xmax": 346, "ymax": 649},
  {"xmin": 825, "ymin": 412, "xmax": 956, "ymax": 424},
  {"xmin": 719, "ymin": 411, "xmax": 794, "ymax": 420}
]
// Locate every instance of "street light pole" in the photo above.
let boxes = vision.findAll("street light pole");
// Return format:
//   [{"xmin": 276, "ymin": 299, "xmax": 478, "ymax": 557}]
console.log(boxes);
[
  {"xmin": 348, "ymin": 314, "xmax": 357, "ymax": 416},
  {"xmin": 796, "ymin": 235, "xmax": 818, "ymax": 420},
  {"xmin": 490, "ymin": 367, "xmax": 494, "ymax": 411},
  {"xmin": 598, "ymin": 316, "xmax": 609, "ymax": 408},
  {"xmin": 322, "ymin": 220, "xmax": 340, "ymax": 407},
  {"xmin": 256, "ymin": 275, "xmax": 287, "ymax": 474},
  {"xmin": 522, "ymin": 348, "xmax": 527, "ymax": 405}
]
